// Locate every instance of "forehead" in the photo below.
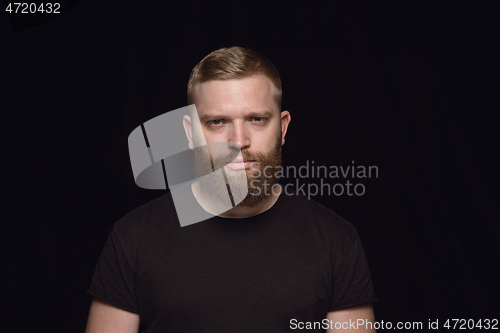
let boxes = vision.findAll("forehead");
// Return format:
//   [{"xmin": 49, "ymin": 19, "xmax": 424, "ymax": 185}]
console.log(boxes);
[{"xmin": 194, "ymin": 75, "xmax": 279, "ymax": 116}]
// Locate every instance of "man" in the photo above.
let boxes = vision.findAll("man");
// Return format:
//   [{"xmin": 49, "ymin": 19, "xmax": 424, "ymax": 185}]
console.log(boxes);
[{"xmin": 85, "ymin": 47, "xmax": 377, "ymax": 332}]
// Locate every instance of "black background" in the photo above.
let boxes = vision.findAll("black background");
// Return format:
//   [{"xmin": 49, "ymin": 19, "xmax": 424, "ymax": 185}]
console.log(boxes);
[{"xmin": 2, "ymin": 0, "xmax": 499, "ymax": 332}]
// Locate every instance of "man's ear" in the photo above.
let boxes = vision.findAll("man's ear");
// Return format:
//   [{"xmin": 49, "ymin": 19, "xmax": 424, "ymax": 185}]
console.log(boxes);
[
  {"xmin": 280, "ymin": 111, "xmax": 291, "ymax": 146},
  {"xmin": 183, "ymin": 115, "xmax": 194, "ymax": 150}
]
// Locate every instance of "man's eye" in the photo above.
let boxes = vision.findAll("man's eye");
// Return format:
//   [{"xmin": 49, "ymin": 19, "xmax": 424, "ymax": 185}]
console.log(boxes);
[
  {"xmin": 252, "ymin": 117, "xmax": 265, "ymax": 123},
  {"xmin": 209, "ymin": 119, "xmax": 224, "ymax": 126}
]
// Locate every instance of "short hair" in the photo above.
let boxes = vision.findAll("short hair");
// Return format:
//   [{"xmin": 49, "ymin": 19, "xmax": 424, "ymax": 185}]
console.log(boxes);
[{"xmin": 187, "ymin": 46, "xmax": 282, "ymax": 109}]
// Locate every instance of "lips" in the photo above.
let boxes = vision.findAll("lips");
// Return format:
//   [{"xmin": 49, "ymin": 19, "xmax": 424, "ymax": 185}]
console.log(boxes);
[
  {"xmin": 225, "ymin": 159, "xmax": 255, "ymax": 170},
  {"xmin": 228, "ymin": 159, "xmax": 253, "ymax": 163}
]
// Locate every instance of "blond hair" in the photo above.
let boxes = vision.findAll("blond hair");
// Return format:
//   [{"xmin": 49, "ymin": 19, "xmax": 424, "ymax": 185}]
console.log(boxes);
[{"xmin": 187, "ymin": 46, "xmax": 282, "ymax": 109}]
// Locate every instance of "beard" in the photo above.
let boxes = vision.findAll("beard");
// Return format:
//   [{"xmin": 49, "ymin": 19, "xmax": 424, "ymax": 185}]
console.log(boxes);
[{"xmin": 193, "ymin": 131, "xmax": 282, "ymax": 208}]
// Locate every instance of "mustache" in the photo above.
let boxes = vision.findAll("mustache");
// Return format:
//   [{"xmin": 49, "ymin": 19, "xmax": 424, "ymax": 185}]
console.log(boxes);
[
  {"xmin": 227, "ymin": 151, "xmax": 263, "ymax": 162},
  {"xmin": 194, "ymin": 147, "xmax": 264, "ymax": 166}
]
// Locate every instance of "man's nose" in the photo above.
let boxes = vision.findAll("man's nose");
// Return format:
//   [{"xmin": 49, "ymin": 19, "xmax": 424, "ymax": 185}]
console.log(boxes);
[{"xmin": 228, "ymin": 121, "xmax": 250, "ymax": 150}]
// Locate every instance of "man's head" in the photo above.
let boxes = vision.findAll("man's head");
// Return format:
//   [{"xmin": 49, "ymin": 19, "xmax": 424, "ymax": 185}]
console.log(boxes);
[{"xmin": 183, "ymin": 47, "xmax": 291, "ymax": 208}]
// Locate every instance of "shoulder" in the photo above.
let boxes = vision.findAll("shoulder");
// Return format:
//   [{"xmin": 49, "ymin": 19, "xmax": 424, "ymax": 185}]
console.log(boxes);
[
  {"xmin": 282, "ymin": 191, "xmax": 358, "ymax": 235},
  {"xmin": 279, "ymin": 190, "xmax": 360, "ymax": 253},
  {"xmin": 110, "ymin": 192, "xmax": 177, "ymax": 248}
]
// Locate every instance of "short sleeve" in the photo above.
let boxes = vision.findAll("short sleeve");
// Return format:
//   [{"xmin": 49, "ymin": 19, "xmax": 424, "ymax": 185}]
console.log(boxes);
[
  {"xmin": 87, "ymin": 227, "xmax": 139, "ymax": 313},
  {"xmin": 328, "ymin": 234, "xmax": 377, "ymax": 311}
]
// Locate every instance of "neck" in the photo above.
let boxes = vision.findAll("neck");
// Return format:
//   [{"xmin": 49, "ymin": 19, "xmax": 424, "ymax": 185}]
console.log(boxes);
[{"xmin": 191, "ymin": 182, "xmax": 281, "ymax": 219}]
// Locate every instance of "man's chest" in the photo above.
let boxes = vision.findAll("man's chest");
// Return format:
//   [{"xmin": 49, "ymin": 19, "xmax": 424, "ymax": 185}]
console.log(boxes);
[{"xmin": 135, "ymin": 226, "xmax": 332, "ymax": 330}]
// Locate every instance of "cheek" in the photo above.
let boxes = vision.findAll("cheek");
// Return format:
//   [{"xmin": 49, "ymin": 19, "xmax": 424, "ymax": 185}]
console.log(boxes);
[
  {"xmin": 253, "ymin": 134, "xmax": 277, "ymax": 153},
  {"xmin": 192, "ymin": 127, "xmax": 208, "ymax": 146},
  {"xmin": 268, "ymin": 126, "xmax": 283, "ymax": 148}
]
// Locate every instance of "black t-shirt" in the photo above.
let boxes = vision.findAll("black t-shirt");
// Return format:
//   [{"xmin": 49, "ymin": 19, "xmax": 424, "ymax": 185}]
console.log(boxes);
[{"xmin": 87, "ymin": 190, "xmax": 377, "ymax": 332}]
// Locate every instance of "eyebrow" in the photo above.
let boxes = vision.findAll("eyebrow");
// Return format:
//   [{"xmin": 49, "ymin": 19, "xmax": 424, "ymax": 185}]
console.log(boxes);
[{"xmin": 200, "ymin": 111, "xmax": 274, "ymax": 123}]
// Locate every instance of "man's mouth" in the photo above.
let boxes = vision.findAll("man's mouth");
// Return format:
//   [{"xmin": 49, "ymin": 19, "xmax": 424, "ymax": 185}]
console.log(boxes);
[{"xmin": 225, "ymin": 159, "xmax": 255, "ymax": 170}]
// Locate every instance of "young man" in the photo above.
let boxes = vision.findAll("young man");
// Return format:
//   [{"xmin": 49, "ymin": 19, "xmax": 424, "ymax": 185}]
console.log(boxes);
[{"xmin": 85, "ymin": 47, "xmax": 377, "ymax": 332}]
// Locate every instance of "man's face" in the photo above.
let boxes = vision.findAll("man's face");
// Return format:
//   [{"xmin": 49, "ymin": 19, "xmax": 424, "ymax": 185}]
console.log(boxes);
[{"xmin": 191, "ymin": 74, "xmax": 290, "ymax": 207}]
